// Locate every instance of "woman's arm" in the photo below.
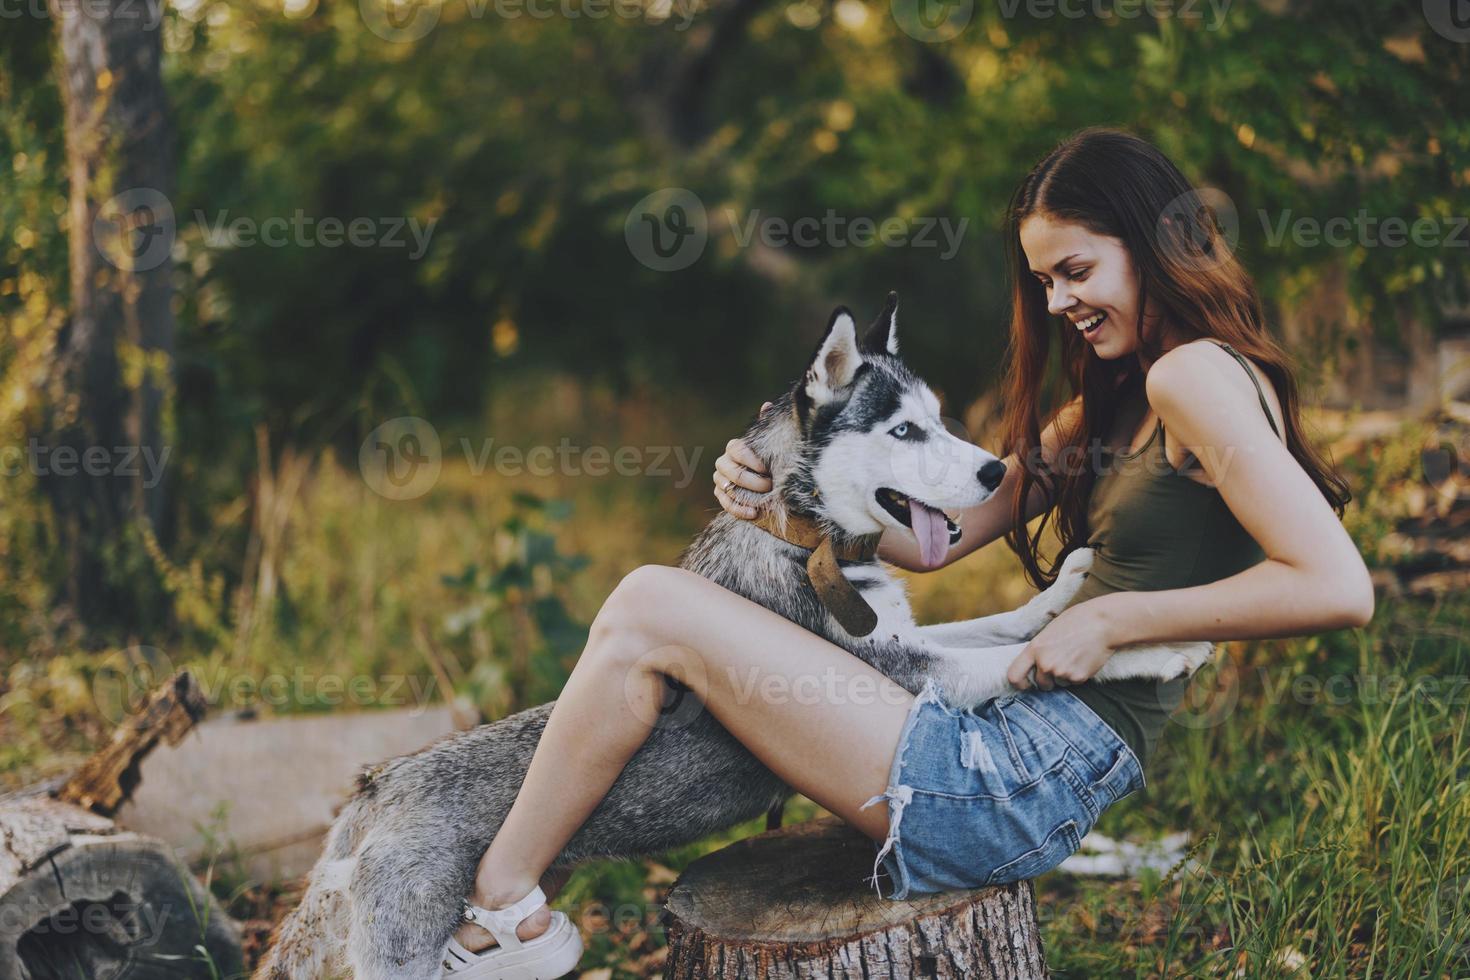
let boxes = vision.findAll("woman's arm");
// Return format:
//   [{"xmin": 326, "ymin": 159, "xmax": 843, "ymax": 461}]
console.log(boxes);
[
  {"xmin": 880, "ymin": 395, "xmax": 1084, "ymax": 571},
  {"xmin": 1092, "ymin": 346, "xmax": 1373, "ymax": 646}
]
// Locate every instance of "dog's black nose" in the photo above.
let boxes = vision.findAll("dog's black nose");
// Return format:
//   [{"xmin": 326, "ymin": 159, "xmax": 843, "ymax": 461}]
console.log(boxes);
[{"xmin": 977, "ymin": 459, "xmax": 1006, "ymax": 491}]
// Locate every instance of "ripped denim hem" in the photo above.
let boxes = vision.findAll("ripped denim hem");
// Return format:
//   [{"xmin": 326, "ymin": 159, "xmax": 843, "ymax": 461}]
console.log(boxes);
[{"xmin": 858, "ymin": 675, "xmax": 947, "ymax": 902}]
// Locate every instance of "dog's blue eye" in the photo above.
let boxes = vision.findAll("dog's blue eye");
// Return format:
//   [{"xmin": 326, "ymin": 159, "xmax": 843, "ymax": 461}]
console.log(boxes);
[{"xmin": 891, "ymin": 422, "xmax": 911, "ymax": 439}]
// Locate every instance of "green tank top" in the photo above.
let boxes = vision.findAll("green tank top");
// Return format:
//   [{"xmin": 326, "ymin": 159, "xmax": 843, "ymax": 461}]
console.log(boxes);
[{"xmin": 1063, "ymin": 341, "xmax": 1283, "ymax": 772}]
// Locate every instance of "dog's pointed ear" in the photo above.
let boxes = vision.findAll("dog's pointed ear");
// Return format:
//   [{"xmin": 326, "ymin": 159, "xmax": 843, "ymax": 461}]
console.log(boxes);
[
  {"xmin": 802, "ymin": 307, "xmax": 864, "ymax": 407},
  {"xmin": 861, "ymin": 292, "xmax": 899, "ymax": 356}
]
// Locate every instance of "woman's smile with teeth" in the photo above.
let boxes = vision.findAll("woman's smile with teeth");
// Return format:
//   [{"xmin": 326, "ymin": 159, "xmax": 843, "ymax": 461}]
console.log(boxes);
[{"xmin": 1075, "ymin": 312, "xmax": 1106, "ymax": 332}]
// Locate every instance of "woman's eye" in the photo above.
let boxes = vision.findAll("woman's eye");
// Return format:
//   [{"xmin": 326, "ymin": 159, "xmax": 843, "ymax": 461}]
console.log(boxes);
[{"xmin": 1067, "ymin": 268, "xmax": 1089, "ymax": 281}]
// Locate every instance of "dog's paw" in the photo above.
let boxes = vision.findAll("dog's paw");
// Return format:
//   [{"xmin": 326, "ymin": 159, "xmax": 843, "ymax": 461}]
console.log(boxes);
[
  {"xmin": 1057, "ymin": 546, "xmax": 1095, "ymax": 581},
  {"xmin": 1024, "ymin": 547, "xmax": 1095, "ymax": 621},
  {"xmin": 1161, "ymin": 642, "xmax": 1215, "ymax": 679}
]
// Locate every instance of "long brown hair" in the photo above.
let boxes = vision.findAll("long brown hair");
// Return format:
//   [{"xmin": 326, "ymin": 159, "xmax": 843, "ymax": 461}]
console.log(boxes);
[{"xmin": 999, "ymin": 128, "xmax": 1352, "ymax": 589}]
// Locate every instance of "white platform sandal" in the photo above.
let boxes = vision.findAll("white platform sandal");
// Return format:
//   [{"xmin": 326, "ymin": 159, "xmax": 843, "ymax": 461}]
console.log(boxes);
[{"xmin": 440, "ymin": 885, "xmax": 583, "ymax": 980}]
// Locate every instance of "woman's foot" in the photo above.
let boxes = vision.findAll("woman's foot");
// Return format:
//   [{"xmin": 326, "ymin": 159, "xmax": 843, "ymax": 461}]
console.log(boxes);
[
  {"xmin": 453, "ymin": 897, "xmax": 551, "ymax": 953},
  {"xmin": 441, "ymin": 882, "xmax": 583, "ymax": 979}
]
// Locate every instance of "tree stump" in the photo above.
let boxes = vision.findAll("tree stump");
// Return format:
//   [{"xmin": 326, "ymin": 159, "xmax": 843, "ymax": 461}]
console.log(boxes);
[
  {"xmin": 662, "ymin": 817, "xmax": 1049, "ymax": 979},
  {"xmin": 0, "ymin": 791, "xmax": 244, "ymax": 979}
]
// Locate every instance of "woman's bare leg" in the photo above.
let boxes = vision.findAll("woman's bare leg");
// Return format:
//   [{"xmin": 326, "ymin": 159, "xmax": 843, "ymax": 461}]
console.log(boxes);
[{"xmin": 455, "ymin": 564, "xmax": 917, "ymax": 951}]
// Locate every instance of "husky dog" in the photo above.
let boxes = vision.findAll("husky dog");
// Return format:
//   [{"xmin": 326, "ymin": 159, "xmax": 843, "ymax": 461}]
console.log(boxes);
[{"xmin": 255, "ymin": 295, "xmax": 1212, "ymax": 979}]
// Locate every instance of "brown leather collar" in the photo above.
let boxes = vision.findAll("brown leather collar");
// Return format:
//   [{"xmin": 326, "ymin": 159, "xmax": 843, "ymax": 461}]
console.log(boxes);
[
  {"xmin": 752, "ymin": 507, "xmax": 880, "ymax": 560},
  {"xmin": 752, "ymin": 505, "xmax": 882, "ymax": 637}
]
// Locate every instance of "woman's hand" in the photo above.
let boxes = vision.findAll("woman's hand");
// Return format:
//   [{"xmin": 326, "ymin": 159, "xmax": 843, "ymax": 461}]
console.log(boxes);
[
  {"xmin": 713, "ymin": 402, "xmax": 775, "ymax": 519},
  {"xmin": 1005, "ymin": 600, "xmax": 1120, "ymax": 690}
]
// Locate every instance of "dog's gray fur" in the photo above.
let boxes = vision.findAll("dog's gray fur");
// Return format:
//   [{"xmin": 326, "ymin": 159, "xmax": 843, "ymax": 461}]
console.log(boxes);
[{"xmin": 255, "ymin": 298, "xmax": 1212, "ymax": 979}]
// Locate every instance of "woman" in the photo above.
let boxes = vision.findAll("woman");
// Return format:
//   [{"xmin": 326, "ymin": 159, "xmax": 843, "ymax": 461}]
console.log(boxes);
[{"xmin": 439, "ymin": 128, "xmax": 1374, "ymax": 979}]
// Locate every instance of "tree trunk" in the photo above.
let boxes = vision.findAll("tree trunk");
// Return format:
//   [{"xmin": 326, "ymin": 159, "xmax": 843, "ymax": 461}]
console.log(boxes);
[
  {"xmin": 45, "ymin": 0, "xmax": 175, "ymax": 632},
  {"xmin": 662, "ymin": 817, "xmax": 1049, "ymax": 979}
]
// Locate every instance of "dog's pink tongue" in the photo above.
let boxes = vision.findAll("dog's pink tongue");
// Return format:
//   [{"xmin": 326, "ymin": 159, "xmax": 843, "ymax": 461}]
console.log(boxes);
[{"xmin": 910, "ymin": 500, "xmax": 949, "ymax": 569}]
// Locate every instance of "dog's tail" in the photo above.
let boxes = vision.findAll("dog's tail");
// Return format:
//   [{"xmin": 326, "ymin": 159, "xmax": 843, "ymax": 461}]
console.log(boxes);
[{"xmin": 252, "ymin": 795, "xmax": 373, "ymax": 979}]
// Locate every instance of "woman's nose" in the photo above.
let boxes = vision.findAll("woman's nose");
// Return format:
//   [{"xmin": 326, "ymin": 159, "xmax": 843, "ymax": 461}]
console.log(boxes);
[{"xmin": 1047, "ymin": 283, "xmax": 1075, "ymax": 316}]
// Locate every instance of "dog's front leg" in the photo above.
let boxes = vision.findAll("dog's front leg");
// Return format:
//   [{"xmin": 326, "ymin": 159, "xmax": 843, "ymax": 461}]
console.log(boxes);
[
  {"xmin": 920, "ymin": 643, "xmax": 1027, "ymax": 710},
  {"xmin": 915, "ymin": 614, "xmax": 1034, "ymax": 648},
  {"xmin": 914, "ymin": 547, "xmax": 1096, "ymax": 648},
  {"xmin": 1093, "ymin": 641, "xmax": 1216, "ymax": 684}
]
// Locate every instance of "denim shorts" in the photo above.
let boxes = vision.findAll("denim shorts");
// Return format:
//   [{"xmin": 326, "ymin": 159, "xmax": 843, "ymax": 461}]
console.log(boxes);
[{"xmin": 859, "ymin": 677, "xmax": 1147, "ymax": 900}]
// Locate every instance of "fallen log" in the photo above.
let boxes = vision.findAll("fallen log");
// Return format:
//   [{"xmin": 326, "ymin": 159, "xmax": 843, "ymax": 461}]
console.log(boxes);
[
  {"xmin": 0, "ymin": 670, "xmax": 241, "ymax": 978},
  {"xmin": 0, "ymin": 791, "xmax": 243, "ymax": 979}
]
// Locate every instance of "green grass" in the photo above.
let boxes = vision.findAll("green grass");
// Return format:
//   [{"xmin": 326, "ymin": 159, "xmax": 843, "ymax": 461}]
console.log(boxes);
[{"xmin": 1032, "ymin": 595, "xmax": 1470, "ymax": 978}]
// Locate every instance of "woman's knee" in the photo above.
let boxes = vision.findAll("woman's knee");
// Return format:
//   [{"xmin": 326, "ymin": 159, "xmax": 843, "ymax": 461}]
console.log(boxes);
[{"xmin": 592, "ymin": 564, "xmax": 684, "ymax": 653}]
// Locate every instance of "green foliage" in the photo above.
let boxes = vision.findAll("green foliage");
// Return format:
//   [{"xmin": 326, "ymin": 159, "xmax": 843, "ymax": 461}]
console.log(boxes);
[
  {"xmin": 5, "ymin": 0, "xmax": 1468, "ymax": 648},
  {"xmin": 442, "ymin": 491, "xmax": 592, "ymax": 712}
]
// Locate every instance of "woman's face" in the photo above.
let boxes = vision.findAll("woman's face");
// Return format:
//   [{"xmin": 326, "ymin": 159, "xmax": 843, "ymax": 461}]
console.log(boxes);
[{"xmin": 1018, "ymin": 213, "xmax": 1157, "ymax": 360}]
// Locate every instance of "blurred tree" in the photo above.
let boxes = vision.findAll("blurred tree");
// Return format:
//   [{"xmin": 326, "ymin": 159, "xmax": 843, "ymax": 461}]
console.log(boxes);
[{"xmin": 42, "ymin": 0, "xmax": 176, "ymax": 634}]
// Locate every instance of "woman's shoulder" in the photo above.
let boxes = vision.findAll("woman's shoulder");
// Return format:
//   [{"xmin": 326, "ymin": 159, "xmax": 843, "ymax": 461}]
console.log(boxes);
[
  {"xmin": 1146, "ymin": 339, "xmax": 1284, "ymax": 437},
  {"xmin": 1148, "ymin": 338, "xmax": 1256, "ymax": 392}
]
